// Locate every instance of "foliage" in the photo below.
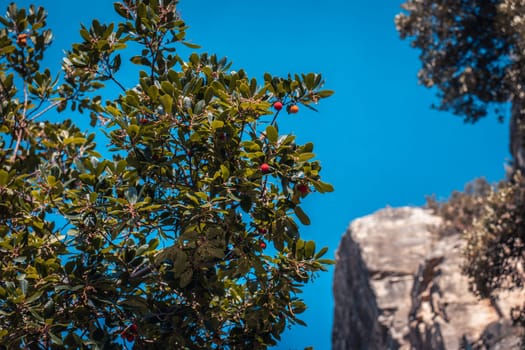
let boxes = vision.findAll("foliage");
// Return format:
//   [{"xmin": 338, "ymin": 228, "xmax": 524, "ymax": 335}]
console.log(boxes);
[
  {"xmin": 0, "ymin": 1, "xmax": 334, "ymax": 349},
  {"xmin": 427, "ymin": 175, "xmax": 525, "ymax": 333},
  {"xmin": 425, "ymin": 177, "xmax": 492, "ymax": 237},
  {"xmin": 462, "ymin": 174, "xmax": 525, "ymax": 331},
  {"xmin": 397, "ymin": 0, "xmax": 525, "ymax": 337},
  {"xmin": 395, "ymin": 0, "xmax": 522, "ymax": 123}
]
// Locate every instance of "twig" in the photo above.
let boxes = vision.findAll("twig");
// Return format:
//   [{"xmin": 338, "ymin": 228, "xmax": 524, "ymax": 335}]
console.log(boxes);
[{"xmin": 28, "ymin": 100, "xmax": 62, "ymax": 121}]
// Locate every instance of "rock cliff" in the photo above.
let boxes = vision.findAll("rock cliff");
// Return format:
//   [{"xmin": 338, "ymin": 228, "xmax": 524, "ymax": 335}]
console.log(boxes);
[{"xmin": 332, "ymin": 206, "xmax": 524, "ymax": 349}]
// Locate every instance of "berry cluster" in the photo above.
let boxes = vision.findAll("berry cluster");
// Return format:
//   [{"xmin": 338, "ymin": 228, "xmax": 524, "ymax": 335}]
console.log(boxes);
[
  {"xmin": 120, "ymin": 324, "xmax": 138, "ymax": 342},
  {"xmin": 273, "ymin": 101, "xmax": 299, "ymax": 114}
]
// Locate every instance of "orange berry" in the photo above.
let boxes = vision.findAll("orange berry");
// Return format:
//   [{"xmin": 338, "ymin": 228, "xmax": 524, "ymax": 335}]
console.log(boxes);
[
  {"xmin": 289, "ymin": 105, "xmax": 299, "ymax": 114},
  {"xmin": 17, "ymin": 33, "xmax": 28, "ymax": 47}
]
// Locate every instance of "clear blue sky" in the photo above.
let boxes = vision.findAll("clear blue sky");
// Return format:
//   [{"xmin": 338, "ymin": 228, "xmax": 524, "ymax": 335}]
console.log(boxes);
[{"xmin": 12, "ymin": 1, "xmax": 509, "ymax": 349}]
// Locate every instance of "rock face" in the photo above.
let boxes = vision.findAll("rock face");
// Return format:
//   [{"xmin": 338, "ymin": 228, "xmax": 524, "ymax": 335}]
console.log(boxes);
[{"xmin": 332, "ymin": 207, "xmax": 524, "ymax": 350}]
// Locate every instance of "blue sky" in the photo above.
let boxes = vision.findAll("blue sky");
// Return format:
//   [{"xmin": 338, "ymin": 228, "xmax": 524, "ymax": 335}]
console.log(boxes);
[{"xmin": 12, "ymin": 1, "xmax": 509, "ymax": 349}]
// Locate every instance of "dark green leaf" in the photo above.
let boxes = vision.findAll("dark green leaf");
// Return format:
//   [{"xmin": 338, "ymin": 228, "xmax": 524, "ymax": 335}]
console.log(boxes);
[
  {"xmin": 294, "ymin": 206, "xmax": 311, "ymax": 225},
  {"xmin": 265, "ymin": 125, "xmax": 278, "ymax": 143}
]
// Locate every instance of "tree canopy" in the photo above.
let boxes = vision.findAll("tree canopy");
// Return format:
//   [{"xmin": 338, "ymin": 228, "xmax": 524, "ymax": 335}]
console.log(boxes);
[
  {"xmin": 397, "ymin": 0, "xmax": 525, "ymax": 337},
  {"xmin": 395, "ymin": 0, "xmax": 521, "ymax": 123},
  {"xmin": 0, "ymin": 1, "xmax": 334, "ymax": 348}
]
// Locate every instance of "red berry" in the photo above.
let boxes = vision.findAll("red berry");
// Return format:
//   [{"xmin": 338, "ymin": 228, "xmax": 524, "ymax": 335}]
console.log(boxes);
[
  {"xmin": 139, "ymin": 118, "xmax": 148, "ymax": 125},
  {"xmin": 296, "ymin": 183, "xmax": 309, "ymax": 195},
  {"xmin": 259, "ymin": 241, "xmax": 267, "ymax": 249},
  {"xmin": 273, "ymin": 101, "xmax": 283, "ymax": 111},
  {"xmin": 129, "ymin": 324, "xmax": 138, "ymax": 333},
  {"xmin": 289, "ymin": 105, "xmax": 299, "ymax": 114},
  {"xmin": 260, "ymin": 163, "xmax": 270, "ymax": 174},
  {"xmin": 126, "ymin": 334, "xmax": 135, "ymax": 342},
  {"xmin": 258, "ymin": 227, "xmax": 267, "ymax": 234}
]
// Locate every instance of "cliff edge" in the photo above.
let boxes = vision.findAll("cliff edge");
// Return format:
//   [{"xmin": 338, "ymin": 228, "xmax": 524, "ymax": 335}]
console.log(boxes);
[{"xmin": 332, "ymin": 206, "xmax": 524, "ymax": 349}]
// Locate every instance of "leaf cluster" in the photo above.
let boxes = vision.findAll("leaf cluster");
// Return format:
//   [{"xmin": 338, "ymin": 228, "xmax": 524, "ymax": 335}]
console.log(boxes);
[
  {"xmin": 395, "ymin": 0, "xmax": 524, "ymax": 122},
  {"xmin": 425, "ymin": 177, "xmax": 492, "ymax": 237},
  {"xmin": 462, "ymin": 174, "xmax": 525, "ymax": 313},
  {"xmin": 427, "ymin": 176, "xmax": 525, "ymax": 333},
  {"xmin": 0, "ymin": 1, "xmax": 334, "ymax": 349}
]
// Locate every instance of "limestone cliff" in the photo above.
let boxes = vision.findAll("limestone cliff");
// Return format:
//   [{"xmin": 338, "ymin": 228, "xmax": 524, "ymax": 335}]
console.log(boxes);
[{"xmin": 332, "ymin": 207, "xmax": 524, "ymax": 349}]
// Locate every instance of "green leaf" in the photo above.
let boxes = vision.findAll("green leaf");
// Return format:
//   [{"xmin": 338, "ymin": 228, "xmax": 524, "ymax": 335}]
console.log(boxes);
[
  {"xmin": 195, "ymin": 192, "xmax": 208, "ymax": 201},
  {"xmin": 0, "ymin": 45, "xmax": 16, "ymax": 54},
  {"xmin": 194, "ymin": 100, "xmax": 205, "ymax": 114},
  {"xmin": 220, "ymin": 164, "xmax": 230, "ymax": 179},
  {"xmin": 105, "ymin": 104, "xmax": 122, "ymax": 117},
  {"xmin": 315, "ymin": 246, "xmax": 329, "ymax": 259},
  {"xmin": 294, "ymin": 206, "xmax": 311, "ymax": 225},
  {"xmin": 265, "ymin": 125, "xmax": 278, "ymax": 143},
  {"xmin": 0, "ymin": 170, "xmax": 9, "ymax": 186},
  {"xmin": 147, "ymin": 85, "xmax": 159, "ymax": 100},
  {"xmin": 304, "ymin": 73, "xmax": 315, "ymax": 90},
  {"xmin": 119, "ymin": 297, "xmax": 149, "ymax": 312},
  {"xmin": 182, "ymin": 41, "xmax": 201, "ymax": 49},
  {"xmin": 240, "ymin": 196, "xmax": 252, "ymax": 213},
  {"xmin": 47, "ymin": 175, "xmax": 56, "ymax": 186},
  {"xmin": 179, "ymin": 269, "xmax": 193, "ymax": 288},
  {"xmin": 302, "ymin": 142, "xmax": 314, "ymax": 152},
  {"xmin": 25, "ymin": 290, "xmax": 43, "ymax": 304},
  {"xmin": 185, "ymin": 193, "xmax": 200, "ymax": 205},
  {"xmin": 49, "ymin": 332, "xmax": 63, "ymax": 345},
  {"xmin": 317, "ymin": 259, "xmax": 335, "ymax": 265},
  {"xmin": 130, "ymin": 55, "xmax": 151, "ymax": 66},
  {"xmin": 211, "ymin": 120, "xmax": 224, "ymax": 130},
  {"xmin": 295, "ymin": 318, "xmax": 307, "ymax": 326},
  {"xmin": 63, "ymin": 137, "xmax": 87, "ymax": 145},
  {"xmin": 204, "ymin": 86, "xmax": 214, "ymax": 103},
  {"xmin": 160, "ymin": 81, "xmax": 174, "ymax": 95},
  {"xmin": 318, "ymin": 89, "xmax": 335, "ymax": 98},
  {"xmin": 313, "ymin": 181, "xmax": 334, "ymax": 193},
  {"xmin": 304, "ymin": 240, "xmax": 315, "ymax": 259},
  {"xmin": 295, "ymin": 239, "xmax": 305, "ymax": 259},
  {"xmin": 298, "ymin": 153, "xmax": 315, "ymax": 162},
  {"xmin": 79, "ymin": 173, "xmax": 95, "ymax": 184},
  {"xmin": 239, "ymin": 83, "xmax": 250, "ymax": 97},
  {"xmin": 292, "ymin": 300, "xmax": 307, "ymax": 314},
  {"xmin": 113, "ymin": 2, "xmax": 129, "ymax": 18},
  {"xmin": 116, "ymin": 159, "xmax": 127, "ymax": 174},
  {"xmin": 159, "ymin": 94, "xmax": 173, "ymax": 114}
]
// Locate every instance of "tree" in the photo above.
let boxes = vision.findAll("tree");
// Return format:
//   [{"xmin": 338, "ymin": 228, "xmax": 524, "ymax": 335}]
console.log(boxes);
[
  {"xmin": 0, "ymin": 1, "xmax": 334, "ymax": 348},
  {"xmin": 396, "ymin": 0, "xmax": 525, "ymax": 337},
  {"xmin": 395, "ymin": 0, "xmax": 525, "ymax": 173}
]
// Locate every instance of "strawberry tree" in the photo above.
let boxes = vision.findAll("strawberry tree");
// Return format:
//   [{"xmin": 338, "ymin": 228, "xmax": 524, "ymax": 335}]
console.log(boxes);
[{"xmin": 0, "ymin": 1, "xmax": 334, "ymax": 348}]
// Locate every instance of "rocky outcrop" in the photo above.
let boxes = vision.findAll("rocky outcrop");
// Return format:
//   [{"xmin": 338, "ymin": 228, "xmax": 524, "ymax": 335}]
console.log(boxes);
[{"xmin": 332, "ymin": 207, "xmax": 524, "ymax": 350}]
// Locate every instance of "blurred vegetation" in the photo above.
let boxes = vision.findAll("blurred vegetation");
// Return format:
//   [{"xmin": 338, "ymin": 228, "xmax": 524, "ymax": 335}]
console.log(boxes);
[
  {"xmin": 426, "ymin": 175, "xmax": 525, "ymax": 333},
  {"xmin": 397, "ymin": 0, "xmax": 525, "ymax": 339}
]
